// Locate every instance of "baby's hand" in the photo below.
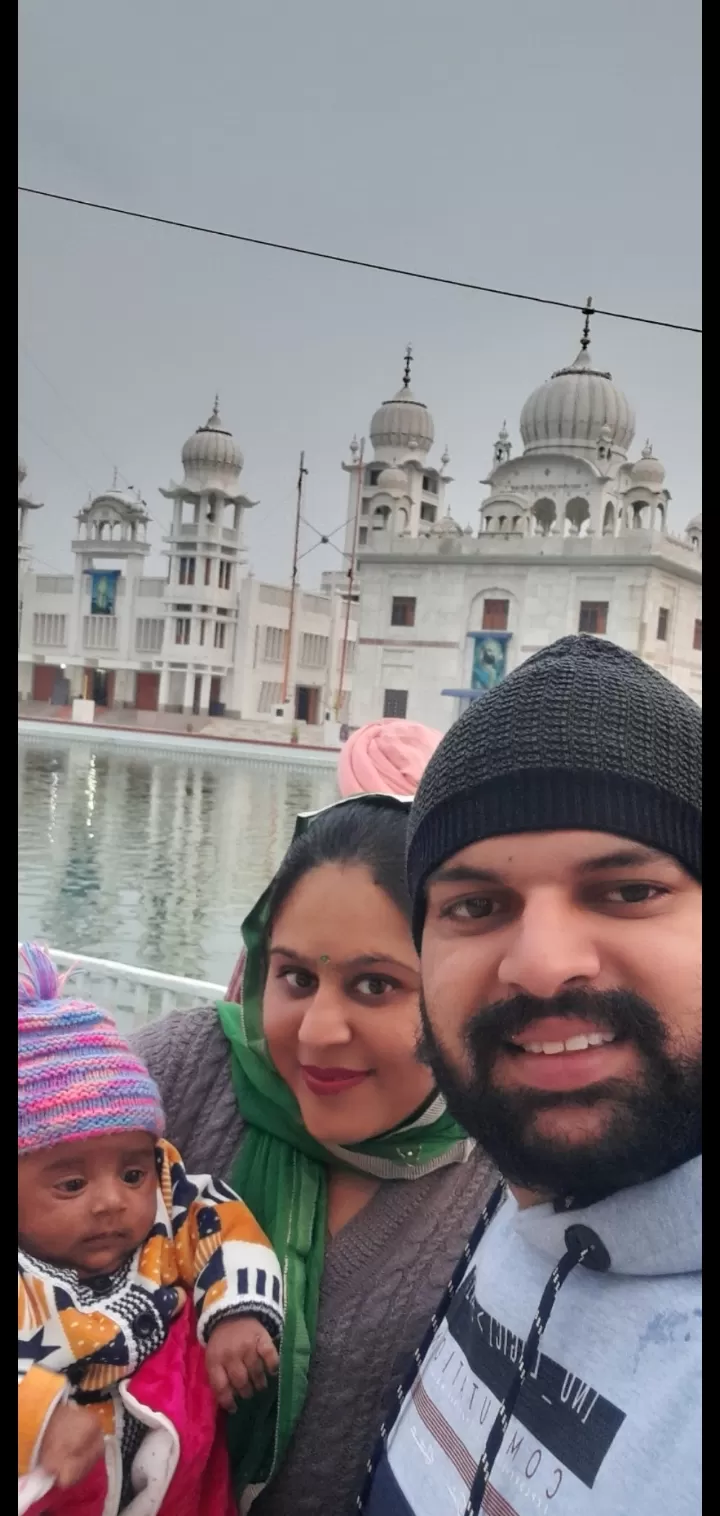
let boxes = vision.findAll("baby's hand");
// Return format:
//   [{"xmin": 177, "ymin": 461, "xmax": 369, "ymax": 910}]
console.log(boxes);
[
  {"xmin": 205, "ymin": 1316, "xmax": 279, "ymax": 1410},
  {"xmin": 39, "ymin": 1401, "xmax": 105, "ymax": 1489}
]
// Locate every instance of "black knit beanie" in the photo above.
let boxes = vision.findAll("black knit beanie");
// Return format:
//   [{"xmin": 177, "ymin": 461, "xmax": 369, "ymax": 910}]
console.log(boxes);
[{"xmin": 407, "ymin": 635, "xmax": 702, "ymax": 946}]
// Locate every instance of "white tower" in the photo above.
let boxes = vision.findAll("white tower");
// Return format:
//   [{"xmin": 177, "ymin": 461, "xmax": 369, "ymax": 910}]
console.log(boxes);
[
  {"xmin": 478, "ymin": 308, "xmax": 654, "ymax": 540},
  {"xmin": 68, "ymin": 476, "xmax": 151, "ymax": 703},
  {"xmin": 158, "ymin": 398, "xmax": 257, "ymax": 715},
  {"xmin": 341, "ymin": 348, "xmax": 452, "ymax": 560}
]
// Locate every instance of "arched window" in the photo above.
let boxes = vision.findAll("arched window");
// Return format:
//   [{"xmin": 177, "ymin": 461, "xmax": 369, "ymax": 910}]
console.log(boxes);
[
  {"xmin": 532, "ymin": 498, "xmax": 556, "ymax": 536},
  {"xmin": 632, "ymin": 501, "xmax": 650, "ymax": 530},
  {"xmin": 602, "ymin": 502, "xmax": 615, "ymax": 535},
  {"xmin": 566, "ymin": 497, "xmax": 590, "ymax": 536}
]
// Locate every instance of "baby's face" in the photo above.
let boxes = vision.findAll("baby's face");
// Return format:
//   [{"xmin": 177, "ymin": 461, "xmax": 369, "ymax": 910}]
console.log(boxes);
[{"xmin": 18, "ymin": 1131, "xmax": 158, "ymax": 1277}]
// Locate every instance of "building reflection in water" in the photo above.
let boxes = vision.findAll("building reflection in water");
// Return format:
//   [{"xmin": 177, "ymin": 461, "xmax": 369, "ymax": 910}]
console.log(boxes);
[{"xmin": 18, "ymin": 738, "xmax": 337, "ymax": 989}]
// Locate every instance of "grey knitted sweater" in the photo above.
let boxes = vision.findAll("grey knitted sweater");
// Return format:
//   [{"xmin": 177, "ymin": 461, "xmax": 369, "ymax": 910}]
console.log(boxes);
[{"xmin": 133, "ymin": 1008, "xmax": 498, "ymax": 1516}]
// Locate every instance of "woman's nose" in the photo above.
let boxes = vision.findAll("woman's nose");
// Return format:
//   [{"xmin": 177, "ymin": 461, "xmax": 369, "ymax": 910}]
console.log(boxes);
[{"xmin": 296, "ymin": 986, "xmax": 353, "ymax": 1048}]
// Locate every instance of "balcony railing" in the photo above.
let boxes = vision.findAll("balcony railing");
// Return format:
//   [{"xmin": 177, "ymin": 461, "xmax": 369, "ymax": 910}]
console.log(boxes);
[
  {"xmin": 18, "ymin": 946, "xmax": 226, "ymax": 1032},
  {"xmin": 83, "ymin": 615, "xmax": 119, "ymax": 651}
]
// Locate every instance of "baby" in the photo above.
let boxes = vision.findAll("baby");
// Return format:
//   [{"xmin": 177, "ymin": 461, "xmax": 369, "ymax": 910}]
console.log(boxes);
[{"xmin": 18, "ymin": 945, "xmax": 284, "ymax": 1515}]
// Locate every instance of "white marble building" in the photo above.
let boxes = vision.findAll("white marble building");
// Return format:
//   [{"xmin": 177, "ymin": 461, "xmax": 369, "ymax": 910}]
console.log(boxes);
[
  {"xmin": 18, "ymin": 404, "xmax": 356, "ymax": 727},
  {"xmin": 348, "ymin": 327, "xmax": 702, "ymax": 729}
]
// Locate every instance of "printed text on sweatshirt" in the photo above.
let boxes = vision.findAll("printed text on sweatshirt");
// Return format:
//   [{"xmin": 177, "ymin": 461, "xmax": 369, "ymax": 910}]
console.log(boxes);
[{"xmin": 361, "ymin": 1157, "xmax": 701, "ymax": 1516}]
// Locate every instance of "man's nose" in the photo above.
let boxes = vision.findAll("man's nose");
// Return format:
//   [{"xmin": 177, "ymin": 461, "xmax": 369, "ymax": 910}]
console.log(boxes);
[{"xmin": 497, "ymin": 897, "xmax": 601, "ymax": 1001}]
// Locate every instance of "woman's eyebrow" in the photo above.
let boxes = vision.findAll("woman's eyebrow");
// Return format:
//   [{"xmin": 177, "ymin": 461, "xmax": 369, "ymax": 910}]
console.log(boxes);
[{"xmin": 268, "ymin": 947, "xmax": 416, "ymax": 973}]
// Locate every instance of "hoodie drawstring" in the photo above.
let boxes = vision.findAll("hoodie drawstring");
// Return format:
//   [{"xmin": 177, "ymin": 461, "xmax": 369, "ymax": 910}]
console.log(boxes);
[
  {"xmin": 356, "ymin": 1188, "xmax": 610, "ymax": 1516},
  {"xmin": 465, "ymin": 1224, "xmax": 600, "ymax": 1514}
]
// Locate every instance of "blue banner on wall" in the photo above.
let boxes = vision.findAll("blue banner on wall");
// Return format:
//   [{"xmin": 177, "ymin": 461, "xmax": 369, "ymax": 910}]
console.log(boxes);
[
  {"xmin": 470, "ymin": 631, "xmax": 511, "ymax": 692},
  {"xmin": 88, "ymin": 569, "xmax": 120, "ymax": 616}
]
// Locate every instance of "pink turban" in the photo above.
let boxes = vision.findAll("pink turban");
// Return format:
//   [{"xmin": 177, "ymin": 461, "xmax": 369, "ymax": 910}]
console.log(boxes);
[{"xmin": 337, "ymin": 718, "xmax": 443, "ymax": 800}]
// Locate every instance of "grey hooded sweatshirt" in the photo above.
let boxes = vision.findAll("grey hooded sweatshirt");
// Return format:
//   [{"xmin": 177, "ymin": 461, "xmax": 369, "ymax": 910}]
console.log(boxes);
[{"xmin": 361, "ymin": 1155, "xmax": 701, "ymax": 1516}]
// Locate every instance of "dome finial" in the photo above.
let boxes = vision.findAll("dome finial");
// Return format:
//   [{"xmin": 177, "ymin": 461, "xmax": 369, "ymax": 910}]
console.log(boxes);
[
  {"xmin": 402, "ymin": 344, "xmax": 413, "ymax": 389},
  {"xmin": 212, "ymin": 394, "xmax": 220, "ymax": 419},
  {"xmin": 112, "ymin": 465, "xmax": 119, "ymax": 490},
  {"xmin": 642, "ymin": 438, "xmax": 653, "ymax": 458},
  {"xmin": 580, "ymin": 295, "xmax": 594, "ymax": 351}
]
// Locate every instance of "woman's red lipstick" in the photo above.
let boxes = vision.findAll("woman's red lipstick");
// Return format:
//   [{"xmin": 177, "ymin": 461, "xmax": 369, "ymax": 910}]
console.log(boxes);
[{"xmin": 300, "ymin": 1065, "xmax": 372, "ymax": 1096}]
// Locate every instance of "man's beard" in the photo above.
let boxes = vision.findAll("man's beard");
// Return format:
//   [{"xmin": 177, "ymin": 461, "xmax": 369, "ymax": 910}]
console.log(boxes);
[{"xmin": 418, "ymin": 988, "xmax": 702, "ymax": 1205}]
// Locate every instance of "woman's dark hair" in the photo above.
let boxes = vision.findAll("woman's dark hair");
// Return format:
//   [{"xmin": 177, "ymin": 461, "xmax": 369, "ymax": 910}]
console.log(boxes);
[{"xmin": 267, "ymin": 800, "xmax": 411, "ymax": 930}]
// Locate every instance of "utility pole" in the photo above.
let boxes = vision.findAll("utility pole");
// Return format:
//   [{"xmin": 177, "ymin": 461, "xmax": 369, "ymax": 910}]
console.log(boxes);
[
  {"xmin": 281, "ymin": 451, "xmax": 307, "ymax": 707},
  {"xmin": 335, "ymin": 437, "xmax": 365, "ymax": 719}
]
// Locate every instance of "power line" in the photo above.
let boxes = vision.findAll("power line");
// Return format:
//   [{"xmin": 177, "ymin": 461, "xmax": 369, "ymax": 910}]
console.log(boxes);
[
  {"xmin": 32, "ymin": 554, "xmax": 70, "ymax": 575},
  {"xmin": 19, "ymin": 185, "xmax": 701, "ymax": 336},
  {"xmin": 19, "ymin": 344, "xmax": 171, "ymax": 530},
  {"xmin": 18, "ymin": 412, "xmax": 96, "ymax": 493},
  {"xmin": 19, "ymin": 341, "xmax": 136, "ymax": 494}
]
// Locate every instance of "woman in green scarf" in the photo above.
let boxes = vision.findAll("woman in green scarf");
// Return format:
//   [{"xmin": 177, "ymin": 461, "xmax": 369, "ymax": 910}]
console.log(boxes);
[{"xmin": 134, "ymin": 795, "xmax": 497, "ymax": 1516}]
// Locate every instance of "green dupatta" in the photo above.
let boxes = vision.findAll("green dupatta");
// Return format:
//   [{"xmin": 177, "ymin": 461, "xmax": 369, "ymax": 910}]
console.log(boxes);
[{"xmin": 216, "ymin": 796, "xmax": 473, "ymax": 1499}]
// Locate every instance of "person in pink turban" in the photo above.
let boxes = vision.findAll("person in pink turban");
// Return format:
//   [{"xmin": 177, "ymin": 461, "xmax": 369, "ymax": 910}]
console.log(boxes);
[
  {"xmin": 337, "ymin": 717, "xmax": 443, "ymax": 799},
  {"xmin": 225, "ymin": 719, "xmax": 442, "ymax": 1003}
]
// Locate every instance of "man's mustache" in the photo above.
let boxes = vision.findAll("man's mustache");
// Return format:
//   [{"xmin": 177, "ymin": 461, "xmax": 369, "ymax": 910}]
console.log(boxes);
[{"xmin": 420, "ymin": 988, "xmax": 667, "ymax": 1067}]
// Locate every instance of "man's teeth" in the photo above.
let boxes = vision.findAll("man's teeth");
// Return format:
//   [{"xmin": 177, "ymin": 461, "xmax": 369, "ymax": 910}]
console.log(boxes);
[{"xmin": 520, "ymin": 1033, "xmax": 616, "ymax": 1055}]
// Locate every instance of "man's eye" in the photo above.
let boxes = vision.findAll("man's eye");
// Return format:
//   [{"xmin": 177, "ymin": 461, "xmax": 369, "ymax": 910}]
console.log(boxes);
[
  {"xmin": 443, "ymin": 897, "xmax": 497, "ymax": 921},
  {"xmin": 604, "ymin": 883, "xmax": 664, "ymax": 905}
]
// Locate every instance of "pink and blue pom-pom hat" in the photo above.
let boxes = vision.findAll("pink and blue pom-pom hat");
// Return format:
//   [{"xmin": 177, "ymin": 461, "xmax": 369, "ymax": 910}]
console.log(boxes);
[{"xmin": 18, "ymin": 943, "xmax": 164, "ymax": 1155}]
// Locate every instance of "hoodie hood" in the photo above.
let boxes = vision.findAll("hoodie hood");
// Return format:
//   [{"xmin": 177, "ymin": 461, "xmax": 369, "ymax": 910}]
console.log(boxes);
[{"xmin": 516, "ymin": 1154, "xmax": 701, "ymax": 1277}]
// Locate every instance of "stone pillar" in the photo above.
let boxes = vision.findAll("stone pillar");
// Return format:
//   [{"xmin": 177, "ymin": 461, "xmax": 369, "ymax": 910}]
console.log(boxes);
[
  {"xmin": 158, "ymin": 666, "xmax": 170, "ymax": 710},
  {"xmin": 68, "ymin": 558, "xmax": 87, "ymax": 662},
  {"xmin": 200, "ymin": 670, "xmax": 212, "ymax": 714},
  {"xmin": 182, "ymin": 666, "xmax": 195, "ymax": 714}
]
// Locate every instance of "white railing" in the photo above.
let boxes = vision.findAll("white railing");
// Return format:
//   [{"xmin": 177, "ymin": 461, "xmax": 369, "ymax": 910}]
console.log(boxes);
[
  {"xmin": 83, "ymin": 615, "xmax": 119, "ymax": 651},
  {"xmin": 18, "ymin": 946, "xmax": 226, "ymax": 1031}
]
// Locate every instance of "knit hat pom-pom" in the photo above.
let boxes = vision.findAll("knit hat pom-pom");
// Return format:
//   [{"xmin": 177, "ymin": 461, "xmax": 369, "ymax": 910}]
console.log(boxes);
[
  {"xmin": 18, "ymin": 942, "xmax": 165, "ymax": 1152},
  {"xmin": 18, "ymin": 943, "xmax": 68, "ymax": 1008}
]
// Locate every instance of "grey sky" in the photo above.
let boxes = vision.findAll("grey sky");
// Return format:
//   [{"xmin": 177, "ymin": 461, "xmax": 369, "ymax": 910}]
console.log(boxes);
[{"xmin": 19, "ymin": 0, "xmax": 701, "ymax": 586}]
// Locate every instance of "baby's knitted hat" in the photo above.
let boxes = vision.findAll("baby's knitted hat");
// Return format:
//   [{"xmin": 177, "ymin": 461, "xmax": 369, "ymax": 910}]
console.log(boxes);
[{"xmin": 18, "ymin": 943, "xmax": 165, "ymax": 1154}]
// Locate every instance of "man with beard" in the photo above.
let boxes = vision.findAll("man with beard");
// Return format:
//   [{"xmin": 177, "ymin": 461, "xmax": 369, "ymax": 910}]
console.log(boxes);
[{"xmin": 359, "ymin": 635, "xmax": 701, "ymax": 1516}]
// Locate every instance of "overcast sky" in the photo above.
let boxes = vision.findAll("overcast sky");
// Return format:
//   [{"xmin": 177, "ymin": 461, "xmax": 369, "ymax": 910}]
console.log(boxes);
[{"xmin": 19, "ymin": 0, "xmax": 701, "ymax": 586}]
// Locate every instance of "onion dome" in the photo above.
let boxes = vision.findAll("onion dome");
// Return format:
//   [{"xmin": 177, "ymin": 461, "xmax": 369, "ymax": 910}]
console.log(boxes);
[
  {"xmin": 370, "ymin": 347, "xmax": 435, "ymax": 456},
  {"xmin": 631, "ymin": 441, "xmax": 666, "ymax": 489},
  {"xmin": 519, "ymin": 319, "xmax": 635, "ymax": 458},
  {"xmin": 376, "ymin": 465, "xmax": 409, "ymax": 493},
  {"xmin": 181, "ymin": 397, "xmax": 243, "ymax": 477}
]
